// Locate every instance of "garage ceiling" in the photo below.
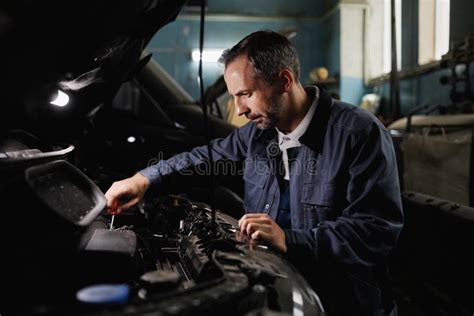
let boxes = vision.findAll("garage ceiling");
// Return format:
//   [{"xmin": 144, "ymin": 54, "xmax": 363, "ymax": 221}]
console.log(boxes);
[{"xmin": 184, "ymin": 0, "xmax": 337, "ymax": 17}]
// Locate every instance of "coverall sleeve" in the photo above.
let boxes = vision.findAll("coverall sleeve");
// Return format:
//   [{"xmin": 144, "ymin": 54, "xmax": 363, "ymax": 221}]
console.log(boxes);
[{"xmin": 138, "ymin": 123, "xmax": 253, "ymax": 191}]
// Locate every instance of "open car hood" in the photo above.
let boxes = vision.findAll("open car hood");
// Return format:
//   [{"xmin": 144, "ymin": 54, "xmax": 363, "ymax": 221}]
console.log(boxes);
[{"xmin": 0, "ymin": 0, "xmax": 185, "ymax": 129}]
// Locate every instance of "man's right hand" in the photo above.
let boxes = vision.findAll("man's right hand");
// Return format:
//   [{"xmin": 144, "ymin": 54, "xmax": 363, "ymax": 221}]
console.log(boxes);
[{"xmin": 104, "ymin": 173, "xmax": 150, "ymax": 214}]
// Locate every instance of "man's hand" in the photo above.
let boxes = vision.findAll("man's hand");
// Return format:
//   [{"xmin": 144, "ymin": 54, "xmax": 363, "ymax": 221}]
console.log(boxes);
[
  {"xmin": 238, "ymin": 213, "xmax": 287, "ymax": 254},
  {"xmin": 104, "ymin": 173, "xmax": 150, "ymax": 214}
]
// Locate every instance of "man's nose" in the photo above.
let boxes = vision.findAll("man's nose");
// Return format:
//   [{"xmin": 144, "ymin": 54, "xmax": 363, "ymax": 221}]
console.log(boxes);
[{"xmin": 235, "ymin": 100, "xmax": 250, "ymax": 116}]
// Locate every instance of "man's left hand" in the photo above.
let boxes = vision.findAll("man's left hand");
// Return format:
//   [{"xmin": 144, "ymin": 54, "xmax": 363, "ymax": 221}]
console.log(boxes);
[{"xmin": 238, "ymin": 213, "xmax": 287, "ymax": 254}]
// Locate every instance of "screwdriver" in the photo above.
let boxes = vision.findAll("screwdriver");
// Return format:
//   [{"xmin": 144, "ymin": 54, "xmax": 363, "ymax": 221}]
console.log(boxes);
[
  {"xmin": 109, "ymin": 198, "xmax": 119, "ymax": 231},
  {"xmin": 110, "ymin": 214, "xmax": 115, "ymax": 231}
]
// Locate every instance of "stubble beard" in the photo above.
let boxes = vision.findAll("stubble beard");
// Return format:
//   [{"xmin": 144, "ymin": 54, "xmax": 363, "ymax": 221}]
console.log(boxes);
[{"xmin": 256, "ymin": 90, "xmax": 284, "ymax": 130}]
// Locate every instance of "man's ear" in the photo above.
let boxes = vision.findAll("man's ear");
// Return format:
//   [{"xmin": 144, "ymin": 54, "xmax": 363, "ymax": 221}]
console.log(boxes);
[{"xmin": 279, "ymin": 69, "xmax": 294, "ymax": 92}]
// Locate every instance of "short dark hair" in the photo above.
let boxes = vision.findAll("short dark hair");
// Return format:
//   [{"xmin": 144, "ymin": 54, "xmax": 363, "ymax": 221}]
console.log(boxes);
[{"xmin": 218, "ymin": 30, "xmax": 300, "ymax": 85}]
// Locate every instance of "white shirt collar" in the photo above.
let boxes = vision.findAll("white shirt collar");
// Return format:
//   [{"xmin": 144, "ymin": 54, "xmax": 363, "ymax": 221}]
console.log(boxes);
[
  {"xmin": 276, "ymin": 86, "xmax": 319, "ymax": 180},
  {"xmin": 276, "ymin": 86, "xmax": 319, "ymax": 147}
]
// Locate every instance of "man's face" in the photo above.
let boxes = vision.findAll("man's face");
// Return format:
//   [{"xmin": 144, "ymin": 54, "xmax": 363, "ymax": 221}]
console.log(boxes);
[{"xmin": 224, "ymin": 55, "xmax": 284, "ymax": 129}]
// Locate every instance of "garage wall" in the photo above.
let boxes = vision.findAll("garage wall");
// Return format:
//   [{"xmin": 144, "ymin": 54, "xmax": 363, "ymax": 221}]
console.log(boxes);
[
  {"xmin": 145, "ymin": 0, "xmax": 473, "ymax": 111},
  {"xmin": 450, "ymin": 0, "xmax": 474, "ymax": 44},
  {"xmin": 146, "ymin": 0, "xmax": 340, "ymax": 101},
  {"xmin": 147, "ymin": 18, "xmax": 327, "ymax": 100},
  {"xmin": 374, "ymin": 0, "xmax": 474, "ymax": 116},
  {"xmin": 340, "ymin": 3, "xmax": 368, "ymax": 105},
  {"xmin": 319, "ymin": 9, "xmax": 341, "ymax": 96}
]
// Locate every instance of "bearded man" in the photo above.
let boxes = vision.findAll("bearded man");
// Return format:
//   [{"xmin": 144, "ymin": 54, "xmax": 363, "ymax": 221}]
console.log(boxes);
[{"xmin": 105, "ymin": 30, "xmax": 403, "ymax": 316}]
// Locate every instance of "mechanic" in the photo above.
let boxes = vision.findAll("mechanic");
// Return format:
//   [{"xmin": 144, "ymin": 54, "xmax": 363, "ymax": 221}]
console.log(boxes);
[{"xmin": 105, "ymin": 30, "xmax": 403, "ymax": 316}]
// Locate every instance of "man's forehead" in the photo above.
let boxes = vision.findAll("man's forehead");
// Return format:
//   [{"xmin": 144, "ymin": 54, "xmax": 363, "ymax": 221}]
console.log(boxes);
[
  {"xmin": 224, "ymin": 55, "xmax": 268, "ymax": 92},
  {"xmin": 224, "ymin": 55, "xmax": 252, "ymax": 75}
]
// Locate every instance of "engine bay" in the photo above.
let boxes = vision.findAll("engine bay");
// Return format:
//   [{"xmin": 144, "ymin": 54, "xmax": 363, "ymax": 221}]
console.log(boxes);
[{"xmin": 1, "ymin": 155, "xmax": 324, "ymax": 315}]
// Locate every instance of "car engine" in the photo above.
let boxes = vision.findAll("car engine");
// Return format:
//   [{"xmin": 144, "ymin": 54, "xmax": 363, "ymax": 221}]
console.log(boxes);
[{"xmin": 1, "ymin": 150, "xmax": 325, "ymax": 316}]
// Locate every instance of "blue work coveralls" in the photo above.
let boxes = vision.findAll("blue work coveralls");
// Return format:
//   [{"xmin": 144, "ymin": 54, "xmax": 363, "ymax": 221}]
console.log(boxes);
[{"xmin": 140, "ymin": 86, "xmax": 404, "ymax": 316}]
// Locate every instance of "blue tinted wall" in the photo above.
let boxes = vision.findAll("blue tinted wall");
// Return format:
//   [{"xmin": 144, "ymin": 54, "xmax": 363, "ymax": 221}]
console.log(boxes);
[
  {"xmin": 147, "ymin": 16, "xmax": 333, "ymax": 100},
  {"xmin": 376, "ymin": 0, "xmax": 474, "ymax": 116}
]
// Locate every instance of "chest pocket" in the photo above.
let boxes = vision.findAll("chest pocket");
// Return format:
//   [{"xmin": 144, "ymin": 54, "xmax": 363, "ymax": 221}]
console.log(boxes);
[
  {"xmin": 302, "ymin": 182, "xmax": 337, "ymax": 229},
  {"xmin": 243, "ymin": 166, "xmax": 269, "ymax": 212}
]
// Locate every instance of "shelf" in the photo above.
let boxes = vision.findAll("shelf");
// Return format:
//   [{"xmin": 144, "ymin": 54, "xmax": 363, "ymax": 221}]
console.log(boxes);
[{"xmin": 310, "ymin": 78, "xmax": 338, "ymax": 85}]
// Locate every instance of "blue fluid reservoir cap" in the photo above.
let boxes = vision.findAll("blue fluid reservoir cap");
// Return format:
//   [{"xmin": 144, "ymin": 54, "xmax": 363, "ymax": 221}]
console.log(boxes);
[{"xmin": 76, "ymin": 284, "xmax": 130, "ymax": 304}]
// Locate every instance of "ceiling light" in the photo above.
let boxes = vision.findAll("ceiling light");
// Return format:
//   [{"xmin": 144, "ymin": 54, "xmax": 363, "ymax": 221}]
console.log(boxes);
[{"xmin": 191, "ymin": 49, "xmax": 224, "ymax": 62}]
